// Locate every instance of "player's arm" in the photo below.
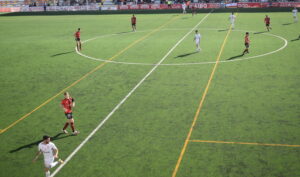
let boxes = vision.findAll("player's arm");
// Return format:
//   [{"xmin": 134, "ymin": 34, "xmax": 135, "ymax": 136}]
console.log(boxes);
[
  {"xmin": 53, "ymin": 148, "xmax": 59, "ymax": 159},
  {"xmin": 60, "ymin": 102, "xmax": 67, "ymax": 112},
  {"xmin": 32, "ymin": 150, "xmax": 42, "ymax": 163},
  {"xmin": 71, "ymin": 98, "xmax": 75, "ymax": 108}
]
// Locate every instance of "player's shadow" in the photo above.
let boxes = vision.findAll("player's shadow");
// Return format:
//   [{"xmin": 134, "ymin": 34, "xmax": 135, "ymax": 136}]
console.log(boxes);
[
  {"xmin": 282, "ymin": 23, "xmax": 293, "ymax": 26},
  {"xmin": 254, "ymin": 31, "xmax": 267, "ymax": 34},
  {"xmin": 9, "ymin": 133, "xmax": 73, "ymax": 153},
  {"xmin": 227, "ymin": 54, "xmax": 244, "ymax": 60},
  {"xmin": 218, "ymin": 29, "xmax": 228, "ymax": 32},
  {"xmin": 175, "ymin": 51, "xmax": 198, "ymax": 58},
  {"xmin": 291, "ymin": 38, "xmax": 300, "ymax": 42},
  {"xmin": 115, "ymin": 31, "xmax": 133, "ymax": 35},
  {"xmin": 51, "ymin": 51, "xmax": 74, "ymax": 57}
]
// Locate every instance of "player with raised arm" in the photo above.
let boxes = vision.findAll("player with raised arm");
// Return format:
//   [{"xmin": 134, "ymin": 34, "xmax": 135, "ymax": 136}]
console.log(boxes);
[
  {"xmin": 131, "ymin": 14, "xmax": 137, "ymax": 32},
  {"xmin": 264, "ymin": 15, "xmax": 272, "ymax": 31},
  {"xmin": 242, "ymin": 32, "xmax": 250, "ymax": 55},
  {"xmin": 32, "ymin": 135, "xmax": 64, "ymax": 177},
  {"xmin": 292, "ymin": 7, "xmax": 298, "ymax": 23},
  {"xmin": 61, "ymin": 92, "xmax": 79, "ymax": 135},
  {"xmin": 229, "ymin": 12, "xmax": 236, "ymax": 29},
  {"xmin": 74, "ymin": 28, "xmax": 81, "ymax": 51},
  {"xmin": 194, "ymin": 30, "xmax": 201, "ymax": 52}
]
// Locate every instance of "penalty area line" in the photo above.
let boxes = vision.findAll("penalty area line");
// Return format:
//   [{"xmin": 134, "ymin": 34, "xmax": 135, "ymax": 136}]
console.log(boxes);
[{"xmin": 50, "ymin": 11, "xmax": 212, "ymax": 177}]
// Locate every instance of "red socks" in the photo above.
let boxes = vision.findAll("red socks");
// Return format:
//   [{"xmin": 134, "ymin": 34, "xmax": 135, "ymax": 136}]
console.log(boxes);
[
  {"xmin": 71, "ymin": 122, "xmax": 75, "ymax": 132},
  {"xmin": 63, "ymin": 123, "xmax": 69, "ymax": 130}
]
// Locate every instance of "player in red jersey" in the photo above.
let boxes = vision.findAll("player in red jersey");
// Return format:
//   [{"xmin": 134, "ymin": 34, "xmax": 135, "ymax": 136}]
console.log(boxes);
[
  {"xmin": 74, "ymin": 28, "xmax": 81, "ymax": 51},
  {"xmin": 264, "ymin": 15, "xmax": 272, "ymax": 31},
  {"xmin": 131, "ymin": 14, "xmax": 136, "ymax": 32},
  {"xmin": 242, "ymin": 32, "xmax": 250, "ymax": 55},
  {"xmin": 192, "ymin": 5, "xmax": 196, "ymax": 16},
  {"xmin": 61, "ymin": 92, "xmax": 79, "ymax": 135}
]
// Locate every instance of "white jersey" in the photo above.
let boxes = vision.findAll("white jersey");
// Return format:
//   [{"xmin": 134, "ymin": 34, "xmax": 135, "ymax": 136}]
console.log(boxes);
[
  {"xmin": 229, "ymin": 14, "xmax": 236, "ymax": 22},
  {"xmin": 194, "ymin": 33, "xmax": 201, "ymax": 43},
  {"xmin": 182, "ymin": 3, "xmax": 186, "ymax": 9},
  {"xmin": 38, "ymin": 142, "xmax": 57, "ymax": 160},
  {"xmin": 292, "ymin": 9, "xmax": 298, "ymax": 16}
]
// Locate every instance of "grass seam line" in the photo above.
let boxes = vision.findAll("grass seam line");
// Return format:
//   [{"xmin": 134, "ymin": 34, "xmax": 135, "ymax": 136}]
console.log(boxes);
[{"xmin": 189, "ymin": 140, "xmax": 300, "ymax": 148}]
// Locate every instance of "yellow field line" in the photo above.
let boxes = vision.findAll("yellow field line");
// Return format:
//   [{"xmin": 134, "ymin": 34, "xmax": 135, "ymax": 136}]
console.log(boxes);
[
  {"xmin": 171, "ymin": 15, "xmax": 237, "ymax": 177},
  {"xmin": 0, "ymin": 16, "xmax": 179, "ymax": 135},
  {"xmin": 189, "ymin": 140, "xmax": 300, "ymax": 148}
]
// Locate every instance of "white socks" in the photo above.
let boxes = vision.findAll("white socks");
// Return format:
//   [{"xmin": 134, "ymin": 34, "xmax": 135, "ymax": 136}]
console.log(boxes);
[
  {"xmin": 50, "ymin": 161, "xmax": 59, "ymax": 168},
  {"xmin": 45, "ymin": 171, "xmax": 50, "ymax": 177}
]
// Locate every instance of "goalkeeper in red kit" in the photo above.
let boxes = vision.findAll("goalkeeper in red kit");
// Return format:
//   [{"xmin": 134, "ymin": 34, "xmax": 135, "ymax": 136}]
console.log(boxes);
[
  {"xmin": 61, "ymin": 92, "xmax": 79, "ymax": 135},
  {"xmin": 264, "ymin": 15, "xmax": 272, "ymax": 31}
]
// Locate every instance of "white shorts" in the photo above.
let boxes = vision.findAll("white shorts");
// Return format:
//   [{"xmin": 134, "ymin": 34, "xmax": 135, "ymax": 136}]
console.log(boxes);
[
  {"xmin": 195, "ymin": 40, "xmax": 200, "ymax": 45},
  {"xmin": 44, "ymin": 157, "xmax": 54, "ymax": 168},
  {"xmin": 230, "ymin": 20, "xmax": 235, "ymax": 24}
]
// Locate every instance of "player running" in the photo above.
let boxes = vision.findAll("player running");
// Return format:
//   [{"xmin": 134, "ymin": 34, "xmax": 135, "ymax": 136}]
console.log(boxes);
[
  {"xmin": 194, "ymin": 30, "xmax": 201, "ymax": 52},
  {"xmin": 131, "ymin": 14, "xmax": 137, "ymax": 32},
  {"xmin": 182, "ymin": 3, "xmax": 187, "ymax": 14},
  {"xmin": 61, "ymin": 92, "xmax": 79, "ymax": 135},
  {"xmin": 33, "ymin": 135, "xmax": 64, "ymax": 177},
  {"xmin": 74, "ymin": 28, "xmax": 81, "ymax": 51},
  {"xmin": 264, "ymin": 15, "xmax": 272, "ymax": 31},
  {"xmin": 242, "ymin": 32, "xmax": 250, "ymax": 55},
  {"xmin": 229, "ymin": 12, "xmax": 236, "ymax": 29},
  {"xmin": 292, "ymin": 7, "xmax": 298, "ymax": 23}
]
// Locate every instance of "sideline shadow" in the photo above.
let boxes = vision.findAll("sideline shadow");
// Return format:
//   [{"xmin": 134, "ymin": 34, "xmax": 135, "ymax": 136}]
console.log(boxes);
[
  {"xmin": 227, "ymin": 54, "xmax": 244, "ymax": 60},
  {"xmin": 51, "ymin": 51, "xmax": 74, "ymax": 57},
  {"xmin": 282, "ymin": 23, "xmax": 293, "ymax": 26},
  {"xmin": 9, "ymin": 133, "xmax": 73, "ymax": 153},
  {"xmin": 175, "ymin": 51, "xmax": 198, "ymax": 58},
  {"xmin": 253, "ymin": 31, "xmax": 267, "ymax": 34},
  {"xmin": 114, "ymin": 31, "xmax": 132, "ymax": 35}
]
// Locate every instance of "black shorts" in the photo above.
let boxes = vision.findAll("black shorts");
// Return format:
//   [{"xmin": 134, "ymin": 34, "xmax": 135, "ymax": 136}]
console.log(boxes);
[
  {"xmin": 132, "ymin": 23, "xmax": 136, "ymax": 26},
  {"xmin": 266, "ymin": 23, "xmax": 270, "ymax": 27},
  {"xmin": 245, "ymin": 43, "xmax": 249, "ymax": 48},
  {"xmin": 65, "ymin": 113, "xmax": 73, "ymax": 119},
  {"xmin": 75, "ymin": 38, "xmax": 80, "ymax": 41}
]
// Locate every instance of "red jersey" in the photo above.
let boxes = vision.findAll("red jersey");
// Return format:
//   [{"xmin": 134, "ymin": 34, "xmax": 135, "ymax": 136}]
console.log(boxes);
[
  {"xmin": 131, "ymin": 17, "xmax": 136, "ymax": 24},
  {"xmin": 245, "ymin": 35, "xmax": 250, "ymax": 44},
  {"xmin": 61, "ymin": 97, "xmax": 74, "ymax": 113},
  {"xmin": 75, "ymin": 31, "xmax": 80, "ymax": 38},
  {"xmin": 264, "ymin": 17, "xmax": 270, "ymax": 24}
]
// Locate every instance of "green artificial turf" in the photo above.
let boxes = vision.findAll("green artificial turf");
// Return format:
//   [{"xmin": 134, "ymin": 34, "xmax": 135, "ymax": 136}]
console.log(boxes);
[{"xmin": 0, "ymin": 11, "xmax": 299, "ymax": 177}]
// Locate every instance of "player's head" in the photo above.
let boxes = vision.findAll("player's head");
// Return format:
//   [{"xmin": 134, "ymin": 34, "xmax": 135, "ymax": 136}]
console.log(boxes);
[
  {"xmin": 195, "ymin": 30, "xmax": 198, "ymax": 33},
  {"xmin": 232, "ymin": 12, "xmax": 234, "ymax": 15},
  {"xmin": 246, "ymin": 32, "xmax": 249, "ymax": 36},
  {"xmin": 43, "ymin": 135, "xmax": 50, "ymax": 143},
  {"xmin": 64, "ymin": 92, "xmax": 70, "ymax": 99},
  {"xmin": 266, "ymin": 15, "xmax": 268, "ymax": 17},
  {"xmin": 132, "ymin": 14, "xmax": 135, "ymax": 17},
  {"xmin": 78, "ymin": 28, "xmax": 80, "ymax": 31}
]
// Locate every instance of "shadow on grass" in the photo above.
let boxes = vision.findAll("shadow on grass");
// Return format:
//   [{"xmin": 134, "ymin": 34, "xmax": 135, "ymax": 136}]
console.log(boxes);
[
  {"xmin": 114, "ymin": 31, "xmax": 133, "ymax": 35},
  {"xmin": 290, "ymin": 37, "xmax": 300, "ymax": 42},
  {"xmin": 282, "ymin": 23, "xmax": 293, "ymax": 26},
  {"xmin": 9, "ymin": 133, "xmax": 73, "ymax": 153},
  {"xmin": 218, "ymin": 29, "xmax": 228, "ymax": 32},
  {"xmin": 51, "ymin": 51, "xmax": 74, "ymax": 57},
  {"xmin": 175, "ymin": 51, "xmax": 198, "ymax": 58},
  {"xmin": 227, "ymin": 54, "xmax": 244, "ymax": 60},
  {"xmin": 253, "ymin": 31, "xmax": 268, "ymax": 34}
]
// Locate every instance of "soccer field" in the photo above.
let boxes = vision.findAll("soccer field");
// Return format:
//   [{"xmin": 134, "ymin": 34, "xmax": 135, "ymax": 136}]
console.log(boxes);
[{"xmin": 0, "ymin": 11, "xmax": 300, "ymax": 177}]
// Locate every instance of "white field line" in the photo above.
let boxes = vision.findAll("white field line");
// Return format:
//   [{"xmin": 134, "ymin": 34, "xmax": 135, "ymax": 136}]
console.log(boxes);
[
  {"xmin": 50, "ymin": 12, "xmax": 212, "ymax": 177},
  {"xmin": 77, "ymin": 30, "xmax": 288, "ymax": 66}
]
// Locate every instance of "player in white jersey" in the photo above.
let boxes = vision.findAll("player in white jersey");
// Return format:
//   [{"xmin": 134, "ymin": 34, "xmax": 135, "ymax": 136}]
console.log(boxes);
[
  {"xmin": 194, "ymin": 30, "xmax": 201, "ymax": 52},
  {"xmin": 182, "ymin": 3, "xmax": 187, "ymax": 14},
  {"xmin": 33, "ymin": 135, "xmax": 64, "ymax": 177},
  {"xmin": 229, "ymin": 12, "xmax": 236, "ymax": 29},
  {"xmin": 292, "ymin": 7, "xmax": 298, "ymax": 23}
]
